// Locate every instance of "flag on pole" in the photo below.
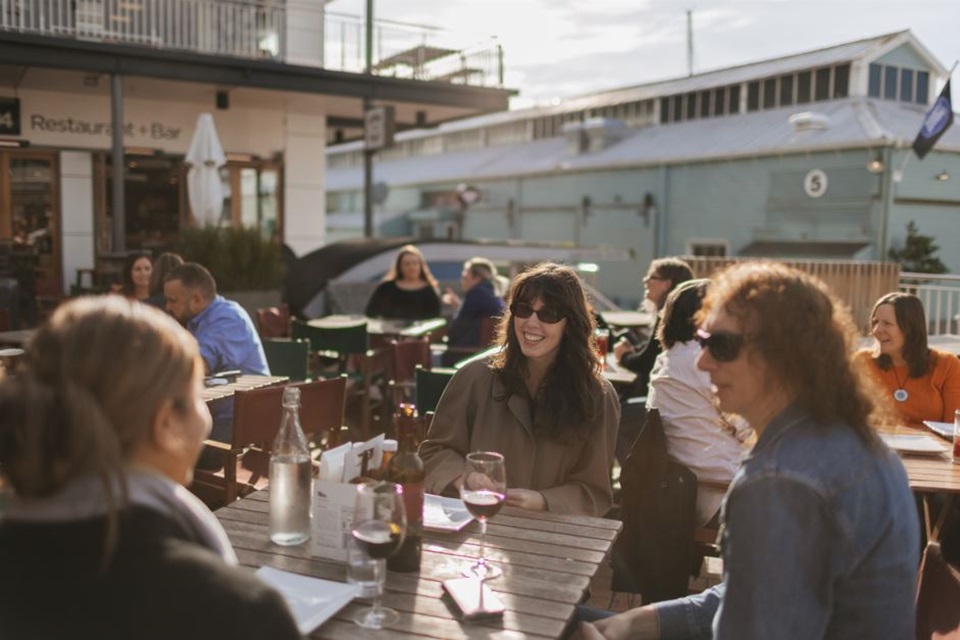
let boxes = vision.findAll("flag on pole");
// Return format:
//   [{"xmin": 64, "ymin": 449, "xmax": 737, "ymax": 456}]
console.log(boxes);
[{"xmin": 912, "ymin": 79, "xmax": 954, "ymax": 160}]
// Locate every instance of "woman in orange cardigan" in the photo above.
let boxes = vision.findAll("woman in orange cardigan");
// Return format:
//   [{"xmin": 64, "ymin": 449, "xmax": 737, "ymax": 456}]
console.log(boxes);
[{"xmin": 856, "ymin": 292, "xmax": 960, "ymax": 427}]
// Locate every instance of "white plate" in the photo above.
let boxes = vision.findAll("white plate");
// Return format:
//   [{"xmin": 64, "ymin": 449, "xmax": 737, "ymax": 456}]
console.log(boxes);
[
  {"xmin": 423, "ymin": 494, "xmax": 474, "ymax": 532},
  {"xmin": 923, "ymin": 421, "xmax": 955, "ymax": 440},
  {"xmin": 880, "ymin": 433, "xmax": 949, "ymax": 455},
  {"xmin": 256, "ymin": 566, "xmax": 360, "ymax": 634}
]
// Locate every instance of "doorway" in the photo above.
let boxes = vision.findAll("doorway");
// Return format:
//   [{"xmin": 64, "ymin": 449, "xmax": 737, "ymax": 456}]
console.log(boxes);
[{"xmin": 0, "ymin": 150, "xmax": 61, "ymax": 298}]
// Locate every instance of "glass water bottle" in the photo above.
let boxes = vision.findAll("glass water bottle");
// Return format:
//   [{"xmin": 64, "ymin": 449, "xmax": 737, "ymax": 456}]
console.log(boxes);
[{"xmin": 269, "ymin": 386, "xmax": 312, "ymax": 545}]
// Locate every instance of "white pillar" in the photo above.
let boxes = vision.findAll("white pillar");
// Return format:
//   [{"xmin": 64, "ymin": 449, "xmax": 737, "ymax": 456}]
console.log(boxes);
[
  {"xmin": 284, "ymin": 111, "xmax": 327, "ymax": 256},
  {"xmin": 59, "ymin": 151, "xmax": 95, "ymax": 295}
]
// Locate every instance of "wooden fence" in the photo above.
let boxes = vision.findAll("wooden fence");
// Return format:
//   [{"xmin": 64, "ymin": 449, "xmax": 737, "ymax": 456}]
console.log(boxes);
[{"xmin": 683, "ymin": 257, "xmax": 901, "ymax": 333}]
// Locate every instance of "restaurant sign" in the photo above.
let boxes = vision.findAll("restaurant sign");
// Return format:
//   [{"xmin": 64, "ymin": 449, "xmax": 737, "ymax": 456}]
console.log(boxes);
[{"xmin": 28, "ymin": 114, "xmax": 182, "ymax": 141}]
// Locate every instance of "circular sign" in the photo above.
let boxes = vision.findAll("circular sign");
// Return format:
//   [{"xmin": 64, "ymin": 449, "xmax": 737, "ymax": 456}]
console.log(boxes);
[{"xmin": 804, "ymin": 169, "xmax": 828, "ymax": 198}]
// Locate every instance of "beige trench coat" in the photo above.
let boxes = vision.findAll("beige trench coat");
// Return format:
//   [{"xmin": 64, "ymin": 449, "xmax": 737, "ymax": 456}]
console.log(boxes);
[{"xmin": 419, "ymin": 360, "xmax": 620, "ymax": 516}]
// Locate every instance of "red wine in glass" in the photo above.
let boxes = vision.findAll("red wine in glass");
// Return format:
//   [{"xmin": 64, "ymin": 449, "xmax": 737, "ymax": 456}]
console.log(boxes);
[
  {"xmin": 462, "ymin": 490, "xmax": 506, "ymax": 520},
  {"xmin": 352, "ymin": 521, "xmax": 403, "ymax": 560}
]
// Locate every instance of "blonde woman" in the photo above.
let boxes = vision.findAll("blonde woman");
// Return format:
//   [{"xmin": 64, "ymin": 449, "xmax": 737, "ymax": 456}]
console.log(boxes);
[{"xmin": 0, "ymin": 297, "xmax": 300, "ymax": 640}]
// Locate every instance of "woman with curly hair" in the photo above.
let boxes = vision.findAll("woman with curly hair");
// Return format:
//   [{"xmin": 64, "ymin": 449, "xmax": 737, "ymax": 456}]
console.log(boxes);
[
  {"xmin": 420, "ymin": 262, "xmax": 620, "ymax": 516},
  {"xmin": 364, "ymin": 244, "xmax": 441, "ymax": 320},
  {"xmin": 576, "ymin": 262, "xmax": 917, "ymax": 640}
]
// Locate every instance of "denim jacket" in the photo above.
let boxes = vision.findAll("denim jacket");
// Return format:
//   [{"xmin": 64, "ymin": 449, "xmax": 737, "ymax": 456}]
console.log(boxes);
[{"xmin": 654, "ymin": 403, "xmax": 919, "ymax": 639}]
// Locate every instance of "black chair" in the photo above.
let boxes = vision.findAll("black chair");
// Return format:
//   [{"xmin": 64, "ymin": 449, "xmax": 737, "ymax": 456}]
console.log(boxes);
[
  {"xmin": 262, "ymin": 338, "xmax": 310, "ymax": 382},
  {"xmin": 611, "ymin": 408, "xmax": 704, "ymax": 603},
  {"xmin": 415, "ymin": 365, "xmax": 455, "ymax": 414}
]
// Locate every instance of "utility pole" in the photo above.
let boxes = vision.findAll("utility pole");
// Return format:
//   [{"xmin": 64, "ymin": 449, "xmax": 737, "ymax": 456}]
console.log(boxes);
[
  {"xmin": 363, "ymin": 0, "xmax": 374, "ymax": 238},
  {"xmin": 686, "ymin": 10, "xmax": 694, "ymax": 77}
]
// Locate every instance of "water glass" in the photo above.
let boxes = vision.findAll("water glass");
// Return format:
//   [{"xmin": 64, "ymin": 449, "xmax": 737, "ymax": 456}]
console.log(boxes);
[{"xmin": 346, "ymin": 535, "xmax": 379, "ymax": 599}]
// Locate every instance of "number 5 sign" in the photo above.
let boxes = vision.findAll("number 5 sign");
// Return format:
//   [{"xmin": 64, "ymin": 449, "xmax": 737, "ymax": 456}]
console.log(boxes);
[
  {"xmin": 0, "ymin": 97, "xmax": 20, "ymax": 135},
  {"xmin": 803, "ymin": 168, "xmax": 828, "ymax": 198}
]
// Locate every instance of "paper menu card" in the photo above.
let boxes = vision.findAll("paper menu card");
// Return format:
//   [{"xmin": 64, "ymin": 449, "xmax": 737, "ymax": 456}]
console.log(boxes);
[
  {"xmin": 423, "ymin": 494, "xmax": 474, "ymax": 532},
  {"xmin": 255, "ymin": 566, "xmax": 360, "ymax": 634}
]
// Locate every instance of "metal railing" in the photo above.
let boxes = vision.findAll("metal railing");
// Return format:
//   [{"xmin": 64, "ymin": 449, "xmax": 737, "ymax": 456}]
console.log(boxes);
[
  {"xmin": 899, "ymin": 272, "xmax": 960, "ymax": 336},
  {"xmin": 324, "ymin": 12, "xmax": 503, "ymax": 87},
  {"xmin": 0, "ymin": 0, "xmax": 504, "ymax": 87},
  {"xmin": 0, "ymin": 0, "xmax": 285, "ymax": 57}
]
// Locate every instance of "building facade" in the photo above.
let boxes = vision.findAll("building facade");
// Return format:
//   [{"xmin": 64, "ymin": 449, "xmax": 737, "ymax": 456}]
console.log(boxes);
[
  {"xmin": 0, "ymin": 0, "xmax": 511, "ymax": 298},
  {"xmin": 325, "ymin": 30, "xmax": 960, "ymax": 307}
]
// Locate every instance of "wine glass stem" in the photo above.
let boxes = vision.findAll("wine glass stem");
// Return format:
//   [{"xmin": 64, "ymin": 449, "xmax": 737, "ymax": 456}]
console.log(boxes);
[
  {"xmin": 479, "ymin": 517, "xmax": 488, "ymax": 568},
  {"xmin": 373, "ymin": 558, "xmax": 385, "ymax": 613}
]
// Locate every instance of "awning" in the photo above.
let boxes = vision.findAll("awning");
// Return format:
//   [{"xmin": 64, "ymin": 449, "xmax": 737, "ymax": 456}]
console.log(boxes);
[{"xmin": 738, "ymin": 240, "xmax": 870, "ymax": 259}]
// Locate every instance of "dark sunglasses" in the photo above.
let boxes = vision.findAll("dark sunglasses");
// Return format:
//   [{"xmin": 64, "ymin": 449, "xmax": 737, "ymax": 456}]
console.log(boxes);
[
  {"xmin": 510, "ymin": 301, "xmax": 565, "ymax": 324},
  {"xmin": 696, "ymin": 328, "xmax": 749, "ymax": 363}
]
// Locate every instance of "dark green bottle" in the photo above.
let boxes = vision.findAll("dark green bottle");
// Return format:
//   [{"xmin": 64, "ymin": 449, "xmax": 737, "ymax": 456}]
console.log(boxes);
[{"xmin": 386, "ymin": 403, "xmax": 424, "ymax": 572}]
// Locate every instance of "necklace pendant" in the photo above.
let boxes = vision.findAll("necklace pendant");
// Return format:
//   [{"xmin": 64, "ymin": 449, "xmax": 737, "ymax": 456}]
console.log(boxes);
[{"xmin": 893, "ymin": 388, "xmax": 909, "ymax": 402}]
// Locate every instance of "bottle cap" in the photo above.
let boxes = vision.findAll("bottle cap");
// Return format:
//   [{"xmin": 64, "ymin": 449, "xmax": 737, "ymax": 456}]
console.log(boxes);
[{"xmin": 282, "ymin": 386, "xmax": 301, "ymax": 407}]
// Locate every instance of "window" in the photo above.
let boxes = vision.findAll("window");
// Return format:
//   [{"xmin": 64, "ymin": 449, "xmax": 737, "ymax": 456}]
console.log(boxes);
[
  {"xmin": 763, "ymin": 78, "xmax": 776, "ymax": 109},
  {"xmin": 672, "ymin": 95, "xmax": 683, "ymax": 122},
  {"xmin": 714, "ymin": 87, "xmax": 727, "ymax": 115},
  {"xmin": 900, "ymin": 69, "xmax": 914, "ymax": 103},
  {"xmin": 779, "ymin": 74, "xmax": 794, "ymax": 106},
  {"xmin": 917, "ymin": 71, "xmax": 929, "ymax": 104},
  {"xmin": 686, "ymin": 92, "xmax": 697, "ymax": 120},
  {"xmin": 833, "ymin": 64, "xmax": 850, "ymax": 98},
  {"xmin": 868, "ymin": 64, "xmax": 882, "ymax": 98},
  {"xmin": 815, "ymin": 67, "xmax": 831, "ymax": 101},
  {"xmin": 797, "ymin": 71, "xmax": 812, "ymax": 103},
  {"xmin": 747, "ymin": 81, "xmax": 760, "ymax": 111},
  {"xmin": 728, "ymin": 85, "xmax": 740, "ymax": 114},
  {"xmin": 660, "ymin": 97, "xmax": 671, "ymax": 124},
  {"xmin": 884, "ymin": 66, "xmax": 898, "ymax": 100},
  {"xmin": 699, "ymin": 90, "xmax": 711, "ymax": 118},
  {"xmin": 687, "ymin": 240, "xmax": 728, "ymax": 257}
]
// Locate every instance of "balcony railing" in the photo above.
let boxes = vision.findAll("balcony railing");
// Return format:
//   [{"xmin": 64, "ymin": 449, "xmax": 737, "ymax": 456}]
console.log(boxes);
[
  {"xmin": 0, "ymin": 0, "xmax": 285, "ymax": 57},
  {"xmin": 900, "ymin": 272, "xmax": 960, "ymax": 336},
  {"xmin": 0, "ymin": 0, "xmax": 504, "ymax": 87},
  {"xmin": 324, "ymin": 12, "xmax": 503, "ymax": 87}
]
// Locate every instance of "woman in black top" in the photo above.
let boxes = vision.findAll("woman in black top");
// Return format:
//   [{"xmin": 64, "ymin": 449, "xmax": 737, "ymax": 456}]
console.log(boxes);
[{"xmin": 365, "ymin": 244, "xmax": 441, "ymax": 320}]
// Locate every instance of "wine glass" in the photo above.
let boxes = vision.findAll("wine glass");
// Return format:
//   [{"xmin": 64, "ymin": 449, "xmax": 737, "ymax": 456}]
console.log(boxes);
[
  {"xmin": 351, "ymin": 482, "xmax": 407, "ymax": 629},
  {"xmin": 460, "ymin": 451, "xmax": 507, "ymax": 580}
]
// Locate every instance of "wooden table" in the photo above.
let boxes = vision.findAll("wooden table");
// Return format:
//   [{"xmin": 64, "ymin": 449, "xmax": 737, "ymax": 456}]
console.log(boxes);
[
  {"xmin": 882, "ymin": 425, "xmax": 960, "ymax": 542},
  {"xmin": 201, "ymin": 374, "xmax": 289, "ymax": 404},
  {"xmin": 603, "ymin": 355, "xmax": 637, "ymax": 388},
  {"xmin": 309, "ymin": 315, "xmax": 447, "ymax": 339},
  {"xmin": 0, "ymin": 329, "xmax": 35, "ymax": 347},
  {"xmin": 216, "ymin": 490, "xmax": 621, "ymax": 639}
]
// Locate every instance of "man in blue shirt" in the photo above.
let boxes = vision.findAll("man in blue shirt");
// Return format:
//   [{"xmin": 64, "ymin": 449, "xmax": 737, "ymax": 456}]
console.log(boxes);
[
  {"xmin": 165, "ymin": 263, "xmax": 269, "ymax": 464},
  {"xmin": 441, "ymin": 257, "xmax": 505, "ymax": 366}
]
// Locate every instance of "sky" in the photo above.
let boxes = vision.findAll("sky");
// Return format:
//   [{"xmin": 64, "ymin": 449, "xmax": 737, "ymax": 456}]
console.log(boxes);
[{"xmin": 331, "ymin": 0, "xmax": 958, "ymax": 109}]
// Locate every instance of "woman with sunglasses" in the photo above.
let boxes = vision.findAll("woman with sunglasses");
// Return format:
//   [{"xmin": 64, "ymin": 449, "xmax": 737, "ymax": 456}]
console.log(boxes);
[
  {"xmin": 646, "ymin": 279, "xmax": 750, "ymax": 527},
  {"xmin": 855, "ymin": 292, "xmax": 960, "ymax": 428},
  {"xmin": 576, "ymin": 262, "xmax": 917, "ymax": 640},
  {"xmin": 420, "ymin": 262, "xmax": 619, "ymax": 516}
]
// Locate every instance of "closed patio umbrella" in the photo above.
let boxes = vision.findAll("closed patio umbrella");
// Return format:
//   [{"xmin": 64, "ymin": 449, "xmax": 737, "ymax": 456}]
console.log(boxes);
[{"xmin": 185, "ymin": 113, "xmax": 227, "ymax": 227}]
